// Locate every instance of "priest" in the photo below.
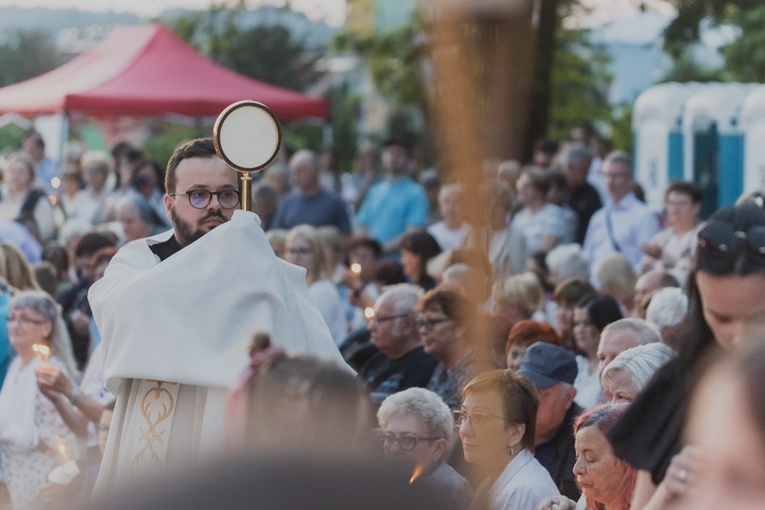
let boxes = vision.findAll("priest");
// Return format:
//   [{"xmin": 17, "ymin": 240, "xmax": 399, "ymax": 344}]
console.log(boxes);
[{"xmin": 89, "ymin": 138, "xmax": 348, "ymax": 493}]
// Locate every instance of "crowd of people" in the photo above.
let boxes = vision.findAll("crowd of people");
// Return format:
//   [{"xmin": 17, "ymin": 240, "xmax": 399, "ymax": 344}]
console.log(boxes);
[{"xmin": 0, "ymin": 128, "xmax": 762, "ymax": 510}]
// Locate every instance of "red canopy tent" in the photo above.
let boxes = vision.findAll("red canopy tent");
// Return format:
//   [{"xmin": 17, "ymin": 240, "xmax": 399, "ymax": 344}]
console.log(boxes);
[{"xmin": 0, "ymin": 24, "xmax": 329, "ymax": 121}]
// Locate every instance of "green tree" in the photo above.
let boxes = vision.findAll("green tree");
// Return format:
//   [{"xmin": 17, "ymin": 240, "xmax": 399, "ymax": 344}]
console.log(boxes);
[
  {"xmin": 167, "ymin": 3, "xmax": 322, "ymax": 92},
  {"xmin": 720, "ymin": 5, "xmax": 765, "ymax": 82},
  {"xmin": 546, "ymin": 26, "xmax": 613, "ymax": 141},
  {"xmin": 0, "ymin": 30, "xmax": 60, "ymax": 87},
  {"xmin": 227, "ymin": 25, "xmax": 321, "ymax": 91},
  {"xmin": 662, "ymin": 0, "xmax": 765, "ymax": 82},
  {"xmin": 332, "ymin": 14, "xmax": 427, "ymax": 152},
  {"xmin": 333, "ymin": 18, "xmax": 425, "ymax": 113}
]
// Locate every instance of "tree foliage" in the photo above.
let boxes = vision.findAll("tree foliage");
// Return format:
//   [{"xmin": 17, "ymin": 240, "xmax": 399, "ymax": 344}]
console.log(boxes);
[
  {"xmin": 546, "ymin": 8, "xmax": 613, "ymax": 141},
  {"xmin": 720, "ymin": 5, "xmax": 765, "ymax": 82},
  {"xmin": 333, "ymin": 18, "xmax": 426, "ymax": 111},
  {"xmin": 0, "ymin": 30, "xmax": 60, "ymax": 87},
  {"xmin": 166, "ymin": 3, "xmax": 321, "ymax": 92},
  {"xmin": 663, "ymin": 0, "xmax": 765, "ymax": 82}
]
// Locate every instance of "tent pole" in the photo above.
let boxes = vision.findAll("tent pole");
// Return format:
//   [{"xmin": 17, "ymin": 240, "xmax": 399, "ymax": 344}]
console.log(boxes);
[
  {"xmin": 322, "ymin": 121, "xmax": 333, "ymax": 147},
  {"xmin": 59, "ymin": 112, "xmax": 69, "ymax": 167}
]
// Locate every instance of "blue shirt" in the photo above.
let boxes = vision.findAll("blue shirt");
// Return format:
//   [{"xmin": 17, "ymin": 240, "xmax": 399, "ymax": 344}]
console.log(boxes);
[
  {"xmin": 583, "ymin": 193, "xmax": 660, "ymax": 282},
  {"xmin": 271, "ymin": 188, "xmax": 351, "ymax": 233},
  {"xmin": 356, "ymin": 177, "xmax": 428, "ymax": 244},
  {"xmin": 0, "ymin": 291, "xmax": 14, "ymax": 389},
  {"xmin": 36, "ymin": 157, "xmax": 60, "ymax": 195}
]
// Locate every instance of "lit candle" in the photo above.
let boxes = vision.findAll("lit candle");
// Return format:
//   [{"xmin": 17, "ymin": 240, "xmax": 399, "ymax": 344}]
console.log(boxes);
[
  {"xmin": 351, "ymin": 263, "xmax": 362, "ymax": 275},
  {"xmin": 33, "ymin": 344, "xmax": 51, "ymax": 363},
  {"xmin": 57, "ymin": 443, "xmax": 68, "ymax": 464},
  {"xmin": 409, "ymin": 464, "xmax": 424, "ymax": 484}
]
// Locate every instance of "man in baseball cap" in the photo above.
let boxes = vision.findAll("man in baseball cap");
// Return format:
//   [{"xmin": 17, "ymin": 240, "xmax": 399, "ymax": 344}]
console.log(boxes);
[{"xmin": 517, "ymin": 343, "xmax": 582, "ymax": 500}]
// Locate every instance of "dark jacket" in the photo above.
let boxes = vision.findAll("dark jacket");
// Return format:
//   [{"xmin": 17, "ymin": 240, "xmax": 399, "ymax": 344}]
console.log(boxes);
[
  {"xmin": 359, "ymin": 346, "xmax": 438, "ymax": 406},
  {"xmin": 535, "ymin": 402, "xmax": 583, "ymax": 501}
]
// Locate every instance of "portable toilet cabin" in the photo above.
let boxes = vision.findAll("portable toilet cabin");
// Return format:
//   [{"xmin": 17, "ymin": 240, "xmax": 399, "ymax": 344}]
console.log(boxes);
[
  {"xmin": 682, "ymin": 83, "xmax": 758, "ymax": 217},
  {"xmin": 741, "ymin": 85, "xmax": 765, "ymax": 196},
  {"xmin": 633, "ymin": 82, "xmax": 702, "ymax": 212}
]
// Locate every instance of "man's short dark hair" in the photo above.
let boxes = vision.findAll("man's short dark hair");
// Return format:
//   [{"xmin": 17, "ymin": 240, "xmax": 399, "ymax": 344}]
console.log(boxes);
[
  {"xmin": 24, "ymin": 131, "xmax": 44, "ymax": 149},
  {"xmin": 382, "ymin": 137, "xmax": 413, "ymax": 157},
  {"xmin": 165, "ymin": 138, "xmax": 218, "ymax": 194},
  {"xmin": 348, "ymin": 236, "xmax": 382, "ymax": 259},
  {"xmin": 534, "ymin": 138, "xmax": 559, "ymax": 156},
  {"xmin": 74, "ymin": 232, "xmax": 117, "ymax": 258},
  {"xmin": 665, "ymin": 180, "xmax": 703, "ymax": 204}
]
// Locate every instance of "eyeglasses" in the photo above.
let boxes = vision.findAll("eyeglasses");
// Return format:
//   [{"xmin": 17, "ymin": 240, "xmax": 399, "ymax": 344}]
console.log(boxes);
[
  {"xmin": 453, "ymin": 410, "xmax": 505, "ymax": 429},
  {"xmin": 6, "ymin": 316, "xmax": 48, "ymax": 326},
  {"xmin": 697, "ymin": 222, "xmax": 765, "ymax": 263},
  {"xmin": 170, "ymin": 189, "xmax": 240, "ymax": 209},
  {"xmin": 367, "ymin": 313, "xmax": 411, "ymax": 325},
  {"xmin": 288, "ymin": 248, "xmax": 313, "ymax": 257},
  {"xmin": 415, "ymin": 316, "xmax": 452, "ymax": 332},
  {"xmin": 376, "ymin": 432, "xmax": 442, "ymax": 451}
]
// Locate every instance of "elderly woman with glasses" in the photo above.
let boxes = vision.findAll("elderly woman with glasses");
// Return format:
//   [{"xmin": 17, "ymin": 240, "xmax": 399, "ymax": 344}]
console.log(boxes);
[
  {"xmin": 458, "ymin": 369, "xmax": 559, "ymax": 510},
  {"xmin": 0, "ymin": 291, "xmax": 80, "ymax": 508},
  {"xmin": 377, "ymin": 387, "xmax": 473, "ymax": 508},
  {"xmin": 415, "ymin": 288, "xmax": 495, "ymax": 410}
]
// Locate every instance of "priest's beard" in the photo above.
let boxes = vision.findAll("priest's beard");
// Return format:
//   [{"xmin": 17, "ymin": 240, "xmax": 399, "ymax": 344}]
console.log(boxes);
[{"xmin": 170, "ymin": 207, "xmax": 227, "ymax": 247}]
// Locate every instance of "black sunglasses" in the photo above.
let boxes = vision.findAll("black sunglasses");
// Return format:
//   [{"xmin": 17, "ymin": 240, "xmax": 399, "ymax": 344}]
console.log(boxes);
[{"xmin": 697, "ymin": 221, "xmax": 765, "ymax": 261}]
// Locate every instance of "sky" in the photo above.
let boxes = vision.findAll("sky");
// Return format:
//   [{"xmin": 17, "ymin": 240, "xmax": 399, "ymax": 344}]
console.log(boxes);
[
  {"xmin": 0, "ymin": 0, "xmax": 676, "ymax": 29},
  {"xmin": 0, "ymin": 0, "xmax": 348, "ymax": 26}
]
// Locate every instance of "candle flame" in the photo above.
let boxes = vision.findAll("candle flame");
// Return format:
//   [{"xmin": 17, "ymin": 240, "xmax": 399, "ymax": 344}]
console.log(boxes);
[
  {"xmin": 33, "ymin": 344, "xmax": 51, "ymax": 362},
  {"xmin": 57, "ymin": 442, "xmax": 68, "ymax": 464},
  {"xmin": 364, "ymin": 307, "xmax": 375, "ymax": 320},
  {"xmin": 409, "ymin": 464, "xmax": 425, "ymax": 484},
  {"xmin": 351, "ymin": 263, "xmax": 362, "ymax": 274}
]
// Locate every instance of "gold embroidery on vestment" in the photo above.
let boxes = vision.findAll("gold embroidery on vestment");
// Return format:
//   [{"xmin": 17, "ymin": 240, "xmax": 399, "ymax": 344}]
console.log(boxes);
[{"xmin": 131, "ymin": 380, "xmax": 176, "ymax": 477}]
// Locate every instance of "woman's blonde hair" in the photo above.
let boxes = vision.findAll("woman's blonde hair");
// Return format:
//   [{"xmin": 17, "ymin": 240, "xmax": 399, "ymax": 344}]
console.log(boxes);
[
  {"xmin": 492, "ymin": 272, "xmax": 544, "ymax": 318},
  {"xmin": 595, "ymin": 253, "xmax": 637, "ymax": 305},
  {"xmin": 286, "ymin": 224, "xmax": 326, "ymax": 285},
  {"xmin": 0, "ymin": 243, "xmax": 41, "ymax": 292}
]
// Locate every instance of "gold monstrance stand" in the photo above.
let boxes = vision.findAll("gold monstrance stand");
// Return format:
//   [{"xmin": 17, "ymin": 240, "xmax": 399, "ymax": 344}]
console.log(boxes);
[{"xmin": 213, "ymin": 100, "xmax": 282, "ymax": 211}]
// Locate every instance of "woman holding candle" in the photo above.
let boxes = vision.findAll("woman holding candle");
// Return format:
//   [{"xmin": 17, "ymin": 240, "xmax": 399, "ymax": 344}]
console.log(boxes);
[{"xmin": 0, "ymin": 290, "xmax": 79, "ymax": 509}]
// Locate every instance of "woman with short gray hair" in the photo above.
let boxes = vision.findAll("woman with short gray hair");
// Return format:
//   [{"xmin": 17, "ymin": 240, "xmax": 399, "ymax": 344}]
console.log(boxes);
[
  {"xmin": 601, "ymin": 343, "xmax": 675, "ymax": 403},
  {"xmin": 377, "ymin": 387, "xmax": 472, "ymax": 508},
  {"xmin": 115, "ymin": 192, "xmax": 166, "ymax": 243}
]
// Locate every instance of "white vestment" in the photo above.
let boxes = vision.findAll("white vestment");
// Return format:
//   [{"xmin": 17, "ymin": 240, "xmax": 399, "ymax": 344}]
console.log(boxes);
[{"xmin": 89, "ymin": 210, "xmax": 348, "ymax": 494}]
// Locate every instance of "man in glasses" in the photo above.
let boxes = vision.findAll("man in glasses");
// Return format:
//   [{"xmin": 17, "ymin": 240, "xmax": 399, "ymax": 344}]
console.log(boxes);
[
  {"xmin": 583, "ymin": 151, "xmax": 660, "ymax": 284},
  {"xmin": 89, "ymin": 138, "xmax": 348, "ymax": 492},
  {"xmin": 359, "ymin": 284, "xmax": 438, "ymax": 406}
]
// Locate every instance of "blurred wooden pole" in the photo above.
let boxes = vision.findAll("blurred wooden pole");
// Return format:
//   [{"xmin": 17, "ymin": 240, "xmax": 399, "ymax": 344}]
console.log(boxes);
[
  {"xmin": 422, "ymin": 0, "xmax": 537, "ymax": 222},
  {"xmin": 422, "ymin": 0, "xmax": 539, "ymax": 354}
]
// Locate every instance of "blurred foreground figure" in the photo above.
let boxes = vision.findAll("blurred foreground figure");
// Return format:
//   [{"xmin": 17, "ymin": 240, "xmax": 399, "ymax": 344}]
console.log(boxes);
[
  {"xmin": 679, "ymin": 345, "xmax": 765, "ymax": 510},
  {"xmin": 86, "ymin": 454, "xmax": 461, "ymax": 510},
  {"xmin": 89, "ymin": 139, "xmax": 347, "ymax": 494},
  {"xmin": 225, "ymin": 333, "xmax": 371, "ymax": 454}
]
